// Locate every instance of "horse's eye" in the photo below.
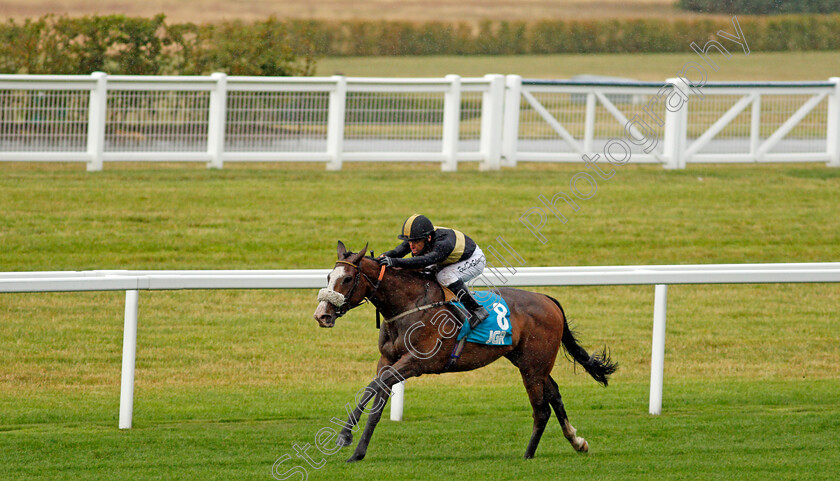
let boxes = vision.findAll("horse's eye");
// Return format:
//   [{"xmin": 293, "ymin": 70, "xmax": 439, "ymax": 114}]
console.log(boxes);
[{"xmin": 342, "ymin": 277, "xmax": 352, "ymax": 284}]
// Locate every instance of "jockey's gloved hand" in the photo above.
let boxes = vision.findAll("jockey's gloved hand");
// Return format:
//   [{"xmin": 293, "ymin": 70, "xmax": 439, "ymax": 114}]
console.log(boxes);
[
  {"xmin": 423, "ymin": 265, "xmax": 440, "ymax": 274},
  {"xmin": 378, "ymin": 256, "xmax": 396, "ymax": 267}
]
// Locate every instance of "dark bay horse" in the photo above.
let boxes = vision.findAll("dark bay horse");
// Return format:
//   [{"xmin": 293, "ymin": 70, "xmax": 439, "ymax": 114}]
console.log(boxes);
[{"xmin": 313, "ymin": 242, "xmax": 617, "ymax": 462}]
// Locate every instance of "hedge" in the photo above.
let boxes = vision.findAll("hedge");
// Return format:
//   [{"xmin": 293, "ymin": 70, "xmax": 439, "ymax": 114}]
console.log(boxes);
[
  {"xmin": 0, "ymin": 14, "xmax": 316, "ymax": 75},
  {"xmin": 678, "ymin": 0, "xmax": 840, "ymax": 15},
  {"xmin": 2, "ymin": 14, "xmax": 839, "ymax": 75},
  {"xmin": 297, "ymin": 15, "xmax": 840, "ymax": 56}
]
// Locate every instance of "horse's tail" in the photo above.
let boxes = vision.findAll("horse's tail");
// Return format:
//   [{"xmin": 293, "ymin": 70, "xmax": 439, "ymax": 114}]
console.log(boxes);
[{"xmin": 546, "ymin": 295, "xmax": 618, "ymax": 387}]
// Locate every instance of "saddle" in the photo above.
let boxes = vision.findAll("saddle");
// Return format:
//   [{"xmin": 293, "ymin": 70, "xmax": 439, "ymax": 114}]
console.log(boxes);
[
  {"xmin": 440, "ymin": 284, "xmax": 458, "ymax": 303},
  {"xmin": 416, "ymin": 268, "xmax": 458, "ymax": 302},
  {"xmin": 376, "ymin": 278, "xmax": 506, "ymax": 371}
]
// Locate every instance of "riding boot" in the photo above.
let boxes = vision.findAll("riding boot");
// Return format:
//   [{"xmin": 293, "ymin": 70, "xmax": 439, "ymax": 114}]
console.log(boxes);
[{"xmin": 447, "ymin": 279, "xmax": 489, "ymax": 329}]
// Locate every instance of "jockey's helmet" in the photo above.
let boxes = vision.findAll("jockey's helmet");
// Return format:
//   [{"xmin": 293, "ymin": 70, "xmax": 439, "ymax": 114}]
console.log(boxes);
[{"xmin": 398, "ymin": 214, "xmax": 434, "ymax": 241}]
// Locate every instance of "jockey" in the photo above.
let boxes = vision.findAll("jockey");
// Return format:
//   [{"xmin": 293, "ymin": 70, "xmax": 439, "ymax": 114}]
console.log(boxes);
[{"xmin": 378, "ymin": 214, "xmax": 489, "ymax": 326}]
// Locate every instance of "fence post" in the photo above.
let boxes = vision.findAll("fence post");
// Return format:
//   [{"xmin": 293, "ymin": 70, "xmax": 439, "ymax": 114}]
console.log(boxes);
[
  {"xmin": 827, "ymin": 77, "xmax": 840, "ymax": 167},
  {"xmin": 583, "ymin": 92, "xmax": 596, "ymax": 155},
  {"xmin": 390, "ymin": 381, "xmax": 404, "ymax": 421},
  {"xmin": 501, "ymin": 75, "xmax": 522, "ymax": 167},
  {"xmin": 207, "ymin": 72, "xmax": 228, "ymax": 169},
  {"xmin": 86, "ymin": 72, "xmax": 107, "ymax": 172},
  {"xmin": 440, "ymin": 75, "xmax": 461, "ymax": 172},
  {"xmin": 326, "ymin": 75, "xmax": 346, "ymax": 171},
  {"xmin": 750, "ymin": 93, "xmax": 761, "ymax": 162},
  {"xmin": 119, "ymin": 290, "xmax": 139, "ymax": 429},
  {"xmin": 649, "ymin": 284, "xmax": 667, "ymax": 415},
  {"xmin": 662, "ymin": 78, "xmax": 688, "ymax": 169},
  {"xmin": 441, "ymin": 74, "xmax": 462, "ymax": 172},
  {"xmin": 479, "ymin": 74, "xmax": 505, "ymax": 171}
]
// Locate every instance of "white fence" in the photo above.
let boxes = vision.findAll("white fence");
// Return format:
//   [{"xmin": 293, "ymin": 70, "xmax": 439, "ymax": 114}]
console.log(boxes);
[
  {"xmin": 2, "ymin": 262, "xmax": 839, "ymax": 427},
  {"xmin": 2, "ymin": 73, "xmax": 839, "ymax": 170}
]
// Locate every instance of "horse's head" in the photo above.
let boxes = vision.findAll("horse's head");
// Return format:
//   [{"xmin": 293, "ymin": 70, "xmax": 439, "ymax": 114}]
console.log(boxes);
[{"xmin": 313, "ymin": 240, "xmax": 370, "ymax": 328}]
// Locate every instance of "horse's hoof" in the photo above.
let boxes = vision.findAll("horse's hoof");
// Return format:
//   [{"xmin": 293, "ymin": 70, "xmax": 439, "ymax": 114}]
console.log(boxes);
[
  {"xmin": 574, "ymin": 438, "xmax": 589, "ymax": 453},
  {"xmin": 346, "ymin": 454, "xmax": 365, "ymax": 463},
  {"xmin": 336, "ymin": 433, "xmax": 353, "ymax": 447},
  {"xmin": 523, "ymin": 453, "xmax": 535, "ymax": 460}
]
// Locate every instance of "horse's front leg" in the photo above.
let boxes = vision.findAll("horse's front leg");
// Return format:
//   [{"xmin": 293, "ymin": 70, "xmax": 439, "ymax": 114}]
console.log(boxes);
[
  {"xmin": 335, "ymin": 355, "xmax": 396, "ymax": 448},
  {"xmin": 345, "ymin": 388, "xmax": 389, "ymax": 462},
  {"xmin": 337, "ymin": 325, "xmax": 400, "ymax": 447},
  {"xmin": 335, "ymin": 375, "xmax": 382, "ymax": 448},
  {"xmin": 346, "ymin": 356, "xmax": 419, "ymax": 463}
]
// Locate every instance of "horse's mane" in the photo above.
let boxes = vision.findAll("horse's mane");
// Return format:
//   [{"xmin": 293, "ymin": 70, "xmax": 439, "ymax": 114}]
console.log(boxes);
[
  {"xmin": 359, "ymin": 255, "xmax": 436, "ymax": 282},
  {"xmin": 337, "ymin": 250, "xmax": 435, "ymax": 283}
]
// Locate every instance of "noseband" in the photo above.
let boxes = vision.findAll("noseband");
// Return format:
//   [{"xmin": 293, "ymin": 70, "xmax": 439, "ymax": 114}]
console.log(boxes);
[{"xmin": 319, "ymin": 259, "xmax": 385, "ymax": 318}]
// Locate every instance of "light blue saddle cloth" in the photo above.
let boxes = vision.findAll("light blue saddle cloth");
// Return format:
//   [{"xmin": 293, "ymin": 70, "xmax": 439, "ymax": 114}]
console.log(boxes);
[{"xmin": 452, "ymin": 291, "xmax": 513, "ymax": 346}]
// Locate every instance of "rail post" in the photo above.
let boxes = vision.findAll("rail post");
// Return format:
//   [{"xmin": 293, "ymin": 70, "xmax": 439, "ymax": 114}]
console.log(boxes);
[
  {"xmin": 662, "ymin": 78, "xmax": 689, "ymax": 169},
  {"xmin": 649, "ymin": 284, "xmax": 668, "ymax": 415},
  {"xmin": 207, "ymin": 72, "xmax": 228, "ymax": 169},
  {"xmin": 583, "ymin": 92, "xmax": 597, "ymax": 155},
  {"xmin": 390, "ymin": 381, "xmax": 405, "ymax": 421},
  {"xmin": 326, "ymin": 75, "xmax": 346, "ymax": 171},
  {"xmin": 827, "ymin": 77, "xmax": 840, "ymax": 167},
  {"xmin": 119, "ymin": 290, "xmax": 139, "ymax": 429},
  {"xmin": 479, "ymin": 74, "xmax": 505, "ymax": 171},
  {"xmin": 441, "ymin": 74, "xmax": 462, "ymax": 172},
  {"xmin": 501, "ymin": 75, "xmax": 522, "ymax": 167},
  {"xmin": 86, "ymin": 72, "xmax": 107, "ymax": 172}
]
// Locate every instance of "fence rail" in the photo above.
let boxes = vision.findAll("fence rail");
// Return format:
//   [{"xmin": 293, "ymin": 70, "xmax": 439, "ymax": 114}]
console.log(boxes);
[
  {"xmin": 1, "ymin": 73, "xmax": 838, "ymax": 170},
  {"xmin": 2, "ymin": 263, "xmax": 839, "ymax": 427}
]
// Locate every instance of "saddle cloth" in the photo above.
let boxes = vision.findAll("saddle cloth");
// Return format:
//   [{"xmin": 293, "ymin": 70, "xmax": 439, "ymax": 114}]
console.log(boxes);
[{"xmin": 449, "ymin": 291, "xmax": 513, "ymax": 346}]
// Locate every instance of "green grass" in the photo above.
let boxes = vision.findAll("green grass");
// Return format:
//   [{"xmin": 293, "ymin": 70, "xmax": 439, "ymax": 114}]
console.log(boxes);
[
  {"xmin": 3, "ymin": 381, "xmax": 839, "ymax": 481},
  {"xmin": 315, "ymin": 51, "xmax": 840, "ymax": 80},
  {"xmin": 2, "ymin": 162, "xmax": 838, "ymax": 270},
  {"xmin": 1, "ymin": 162, "xmax": 839, "ymax": 480}
]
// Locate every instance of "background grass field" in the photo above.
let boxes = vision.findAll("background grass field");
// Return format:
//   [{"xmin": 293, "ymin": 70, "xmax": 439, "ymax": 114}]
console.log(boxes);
[
  {"xmin": 315, "ymin": 51, "xmax": 840, "ymax": 80},
  {"xmin": 0, "ymin": 0, "xmax": 712, "ymax": 24},
  {"xmin": 1, "ymin": 162, "xmax": 839, "ymax": 480}
]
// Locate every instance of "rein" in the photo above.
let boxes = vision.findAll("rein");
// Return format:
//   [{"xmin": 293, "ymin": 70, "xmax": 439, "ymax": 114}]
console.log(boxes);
[
  {"xmin": 328, "ymin": 259, "xmax": 386, "ymax": 317},
  {"xmin": 326, "ymin": 259, "xmax": 448, "ymax": 325},
  {"xmin": 325, "ymin": 256, "xmax": 465, "ymax": 370}
]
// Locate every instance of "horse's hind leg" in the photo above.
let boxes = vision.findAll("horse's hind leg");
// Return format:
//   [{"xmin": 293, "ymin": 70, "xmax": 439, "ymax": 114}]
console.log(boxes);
[
  {"xmin": 520, "ymin": 370, "xmax": 552, "ymax": 459},
  {"xmin": 545, "ymin": 375, "xmax": 588, "ymax": 453}
]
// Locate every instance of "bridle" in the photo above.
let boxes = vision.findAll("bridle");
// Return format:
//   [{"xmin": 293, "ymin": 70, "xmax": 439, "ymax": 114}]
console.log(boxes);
[{"xmin": 325, "ymin": 258, "xmax": 385, "ymax": 318}]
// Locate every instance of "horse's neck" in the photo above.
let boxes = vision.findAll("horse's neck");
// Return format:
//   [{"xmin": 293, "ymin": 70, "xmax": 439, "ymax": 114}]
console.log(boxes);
[{"xmin": 360, "ymin": 259, "xmax": 441, "ymax": 316}]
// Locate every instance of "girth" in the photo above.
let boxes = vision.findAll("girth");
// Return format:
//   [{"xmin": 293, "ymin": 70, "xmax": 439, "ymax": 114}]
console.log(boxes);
[{"xmin": 381, "ymin": 298, "xmax": 470, "ymax": 372}]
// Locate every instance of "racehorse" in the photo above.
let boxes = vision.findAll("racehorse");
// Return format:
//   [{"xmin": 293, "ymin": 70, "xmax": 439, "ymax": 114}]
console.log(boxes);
[{"xmin": 313, "ymin": 242, "xmax": 617, "ymax": 462}]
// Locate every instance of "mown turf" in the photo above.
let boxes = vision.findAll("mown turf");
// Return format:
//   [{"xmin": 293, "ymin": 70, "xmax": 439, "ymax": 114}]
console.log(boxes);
[
  {"xmin": 1, "ymin": 162, "xmax": 838, "ymax": 480},
  {"xmin": 2, "ymin": 162, "xmax": 839, "ymax": 270},
  {"xmin": 315, "ymin": 51, "xmax": 840, "ymax": 81},
  {"xmin": 2, "ymin": 381, "xmax": 839, "ymax": 481}
]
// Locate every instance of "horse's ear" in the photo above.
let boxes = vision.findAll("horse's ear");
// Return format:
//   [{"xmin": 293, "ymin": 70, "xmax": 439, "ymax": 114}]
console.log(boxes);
[
  {"xmin": 337, "ymin": 241, "xmax": 347, "ymax": 258},
  {"xmin": 348, "ymin": 242, "xmax": 368, "ymax": 263}
]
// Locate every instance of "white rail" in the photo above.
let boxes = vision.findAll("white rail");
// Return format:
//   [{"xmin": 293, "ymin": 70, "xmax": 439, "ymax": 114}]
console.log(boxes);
[
  {"xmin": 507, "ymin": 77, "xmax": 840, "ymax": 169},
  {"xmin": 1, "ymin": 73, "xmax": 838, "ymax": 170},
  {"xmin": 1, "ymin": 263, "xmax": 839, "ymax": 426}
]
